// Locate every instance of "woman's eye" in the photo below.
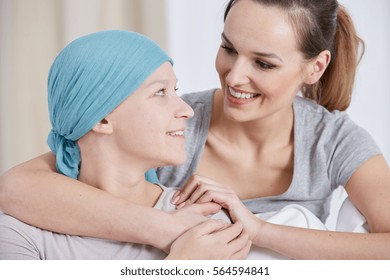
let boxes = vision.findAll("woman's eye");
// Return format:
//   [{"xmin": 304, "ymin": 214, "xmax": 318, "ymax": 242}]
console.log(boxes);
[
  {"xmin": 256, "ymin": 60, "xmax": 276, "ymax": 70},
  {"xmin": 155, "ymin": 89, "xmax": 166, "ymax": 96},
  {"xmin": 221, "ymin": 45, "xmax": 237, "ymax": 55}
]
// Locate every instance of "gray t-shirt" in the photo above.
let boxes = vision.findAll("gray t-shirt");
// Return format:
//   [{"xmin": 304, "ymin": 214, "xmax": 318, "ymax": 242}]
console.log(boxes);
[{"xmin": 158, "ymin": 89, "xmax": 382, "ymax": 222}]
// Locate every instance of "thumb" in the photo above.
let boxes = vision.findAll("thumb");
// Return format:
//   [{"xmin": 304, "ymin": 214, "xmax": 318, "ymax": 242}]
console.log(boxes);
[
  {"xmin": 190, "ymin": 202, "xmax": 222, "ymax": 216},
  {"xmin": 187, "ymin": 219, "xmax": 228, "ymax": 237}
]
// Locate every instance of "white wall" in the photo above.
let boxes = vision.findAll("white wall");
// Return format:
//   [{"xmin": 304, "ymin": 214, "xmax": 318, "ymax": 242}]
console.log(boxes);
[
  {"xmin": 340, "ymin": 0, "xmax": 390, "ymax": 162},
  {"xmin": 165, "ymin": 0, "xmax": 226, "ymax": 92},
  {"xmin": 166, "ymin": 0, "xmax": 390, "ymax": 162}
]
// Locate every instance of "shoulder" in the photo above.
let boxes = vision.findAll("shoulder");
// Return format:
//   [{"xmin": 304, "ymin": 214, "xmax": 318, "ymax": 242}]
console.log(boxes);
[
  {"xmin": 294, "ymin": 95, "xmax": 380, "ymax": 150},
  {"xmin": 294, "ymin": 96, "xmax": 366, "ymax": 135},
  {"xmin": 0, "ymin": 212, "xmax": 34, "ymax": 233},
  {"xmin": 181, "ymin": 88, "xmax": 215, "ymax": 133},
  {"xmin": 294, "ymin": 96, "xmax": 381, "ymax": 187},
  {"xmin": 0, "ymin": 212, "xmax": 40, "ymax": 259},
  {"xmin": 294, "ymin": 95, "xmax": 347, "ymax": 120}
]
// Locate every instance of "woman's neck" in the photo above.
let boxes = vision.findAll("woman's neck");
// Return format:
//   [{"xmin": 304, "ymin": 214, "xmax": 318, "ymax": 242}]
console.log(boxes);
[
  {"xmin": 211, "ymin": 89, "xmax": 294, "ymax": 152},
  {"xmin": 77, "ymin": 138, "xmax": 162, "ymax": 207}
]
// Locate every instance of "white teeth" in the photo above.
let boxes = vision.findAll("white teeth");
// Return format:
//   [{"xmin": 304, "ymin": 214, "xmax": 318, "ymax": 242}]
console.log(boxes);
[
  {"xmin": 167, "ymin": 131, "xmax": 184, "ymax": 136},
  {"xmin": 229, "ymin": 87, "xmax": 259, "ymax": 99}
]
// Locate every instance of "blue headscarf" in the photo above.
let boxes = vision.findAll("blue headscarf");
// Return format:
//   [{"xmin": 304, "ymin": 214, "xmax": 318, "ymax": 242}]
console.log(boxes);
[{"xmin": 47, "ymin": 30, "xmax": 172, "ymax": 180}]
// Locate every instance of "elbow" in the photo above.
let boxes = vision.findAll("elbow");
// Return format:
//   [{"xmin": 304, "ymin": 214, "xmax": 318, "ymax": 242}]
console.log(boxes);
[
  {"xmin": 368, "ymin": 224, "xmax": 390, "ymax": 234},
  {"xmin": 365, "ymin": 215, "xmax": 390, "ymax": 234}
]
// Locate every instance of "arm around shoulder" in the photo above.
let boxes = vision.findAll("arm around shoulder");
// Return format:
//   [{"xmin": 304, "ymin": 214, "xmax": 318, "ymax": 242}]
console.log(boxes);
[
  {"xmin": 0, "ymin": 153, "xmax": 176, "ymax": 250},
  {"xmin": 0, "ymin": 152, "xmax": 56, "ymax": 213},
  {"xmin": 0, "ymin": 154, "xmax": 226, "ymax": 252}
]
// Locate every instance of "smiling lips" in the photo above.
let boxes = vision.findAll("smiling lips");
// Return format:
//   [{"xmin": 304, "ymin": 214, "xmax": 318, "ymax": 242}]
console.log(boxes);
[
  {"xmin": 166, "ymin": 130, "xmax": 185, "ymax": 137},
  {"xmin": 227, "ymin": 87, "xmax": 261, "ymax": 105}
]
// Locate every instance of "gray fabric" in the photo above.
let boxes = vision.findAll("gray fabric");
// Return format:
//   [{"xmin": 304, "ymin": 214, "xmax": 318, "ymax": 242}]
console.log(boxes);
[
  {"xmin": 158, "ymin": 89, "xmax": 382, "ymax": 222},
  {"xmin": 0, "ymin": 185, "xmax": 177, "ymax": 260}
]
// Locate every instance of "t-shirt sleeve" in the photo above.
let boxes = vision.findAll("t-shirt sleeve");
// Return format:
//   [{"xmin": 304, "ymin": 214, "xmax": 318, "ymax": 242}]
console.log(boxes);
[
  {"xmin": 328, "ymin": 117, "xmax": 382, "ymax": 188},
  {"xmin": 0, "ymin": 213, "xmax": 40, "ymax": 260}
]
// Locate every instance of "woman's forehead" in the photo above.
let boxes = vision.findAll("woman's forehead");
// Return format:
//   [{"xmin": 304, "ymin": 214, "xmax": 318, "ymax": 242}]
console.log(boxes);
[
  {"xmin": 224, "ymin": 0, "xmax": 299, "ymax": 56},
  {"xmin": 142, "ymin": 62, "xmax": 176, "ymax": 87}
]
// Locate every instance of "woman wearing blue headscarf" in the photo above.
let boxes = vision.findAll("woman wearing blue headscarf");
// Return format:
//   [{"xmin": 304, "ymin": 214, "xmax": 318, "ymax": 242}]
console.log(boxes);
[{"xmin": 0, "ymin": 30, "xmax": 250, "ymax": 259}]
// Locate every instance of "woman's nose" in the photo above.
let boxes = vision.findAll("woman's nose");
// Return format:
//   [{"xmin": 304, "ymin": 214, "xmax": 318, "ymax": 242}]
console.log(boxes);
[
  {"xmin": 175, "ymin": 96, "xmax": 194, "ymax": 119},
  {"xmin": 225, "ymin": 58, "xmax": 251, "ymax": 86}
]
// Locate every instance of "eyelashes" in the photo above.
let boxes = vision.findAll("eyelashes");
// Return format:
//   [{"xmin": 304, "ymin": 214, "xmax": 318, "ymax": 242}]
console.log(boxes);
[
  {"xmin": 255, "ymin": 60, "xmax": 276, "ymax": 70},
  {"xmin": 221, "ymin": 44, "xmax": 277, "ymax": 70},
  {"xmin": 154, "ymin": 87, "xmax": 179, "ymax": 97},
  {"xmin": 221, "ymin": 45, "xmax": 236, "ymax": 55}
]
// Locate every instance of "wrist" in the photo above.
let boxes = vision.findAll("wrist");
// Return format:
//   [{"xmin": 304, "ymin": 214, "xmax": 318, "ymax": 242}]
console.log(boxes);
[
  {"xmin": 251, "ymin": 219, "xmax": 271, "ymax": 248},
  {"xmin": 144, "ymin": 210, "xmax": 175, "ymax": 252}
]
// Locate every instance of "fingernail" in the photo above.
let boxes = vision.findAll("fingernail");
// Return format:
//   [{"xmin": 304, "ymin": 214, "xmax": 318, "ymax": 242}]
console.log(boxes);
[
  {"xmin": 171, "ymin": 195, "xmax": 180, "ymax": 205},
  {"xmin": 176, "ymin": 201, "xmax": 186, "ymax": 209}
]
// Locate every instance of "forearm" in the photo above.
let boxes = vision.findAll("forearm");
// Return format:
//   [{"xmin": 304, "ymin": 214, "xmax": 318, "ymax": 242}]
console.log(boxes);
[
  {"xmin": 0, "ymin": 155, "xmax": 173, "ymax": 249},
  {"xmin": 255, "ymin": 222, "xmax": 390, "ymax": 259}
]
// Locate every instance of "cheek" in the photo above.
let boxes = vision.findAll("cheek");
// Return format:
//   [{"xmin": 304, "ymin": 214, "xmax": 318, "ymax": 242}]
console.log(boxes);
[
  {"xmin": 263, "ymin": 68, "xmax": 304, "ymax": 98},
  {"xmin": 122, "ymin": 114, "xmax": 155, "ymax": 140},
  {"xmin": 215, "ymin": 48, "xmax": 227, "ymax": 76}
]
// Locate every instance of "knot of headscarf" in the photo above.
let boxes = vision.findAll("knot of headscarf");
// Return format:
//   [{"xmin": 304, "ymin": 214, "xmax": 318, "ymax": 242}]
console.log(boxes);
[{"xmin": 47, "ymin": 30, "xmax": 172, "ymax": 179}]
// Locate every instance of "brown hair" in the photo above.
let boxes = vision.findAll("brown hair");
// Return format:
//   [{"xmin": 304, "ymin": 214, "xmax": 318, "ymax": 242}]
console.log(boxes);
[{"xmin": 224, "ymin": 0, "xmax": 364, "ymax": 111}]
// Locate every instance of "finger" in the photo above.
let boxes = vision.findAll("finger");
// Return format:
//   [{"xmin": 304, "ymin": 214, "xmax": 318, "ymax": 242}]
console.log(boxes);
[
  {"xmin": 181, "ymin": 183, "xmax": 224, "ymax": 207},
  {"xmin": 196, "ymin": 189, "xmax": 231, "ymax": 207},
  {"xmin": 173, "ymin": 174, "xmax": 230, "ymax": 205},
  {"xmin": 171, "ymin": 190, "xmax": 181, "ymax": 204},
  {"xmin": 175, "ymin": 190, "xmax": 215, "ymax": 209},
  {"xmin": 213, "ymin": 221, "xmax": 243, "ymax": 243},
  {"xmin": 186, "ymin": 219, "xmax": 228, "ymax": 237},
  {"xmin": 227, "ymin": 230, "xmax": 250, "ymax": 255},
  {"xmin": 172, "ymin": 176, "xmax": 202, "ymax": 204},
  {"xmin": 187, "ymin": 202, "xmax": 222, "ymax": 216},
  {"xmin": 193, "ymin": 190, "xmax": 214, "ymax": 205},
  {"xmin": 231, "ymin": 240, "xmax": 252, "ymax": 260},
  {"xmin": 176, "ymin": 191, "xmax": 222, "ymax": 209}
]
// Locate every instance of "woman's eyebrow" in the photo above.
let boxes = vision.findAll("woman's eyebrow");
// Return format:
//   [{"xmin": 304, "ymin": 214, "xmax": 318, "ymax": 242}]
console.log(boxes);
[
  {"xmin": 221, "ymin": 33, "xmax": 233, "ymax": 45},
  {"xmin": 146, "ymin": 80, "xmax": 168, "ymax": 86},
  {"xmin": 221, "ymin": 32, "xmax": 283, "ymax": 63},
  {"xmin": 253, "ymin": 51, "xmax": 283, "ymax": 63},
  {"xmin": 145, "ymin": 79, "xmax": 178, "ymax": 88}
]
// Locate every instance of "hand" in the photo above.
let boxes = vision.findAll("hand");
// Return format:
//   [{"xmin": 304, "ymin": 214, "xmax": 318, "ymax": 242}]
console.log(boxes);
[
  {"xmin": 166, "ymin": 220, "xmax": 251, "ymax": 260},
  {"xmin": 158, "ymin": 202, "xmax": 222, "ymax": 252},
  {"xmin": 172, "ymin": 174, "xmax": 262, "ymax": 240}
]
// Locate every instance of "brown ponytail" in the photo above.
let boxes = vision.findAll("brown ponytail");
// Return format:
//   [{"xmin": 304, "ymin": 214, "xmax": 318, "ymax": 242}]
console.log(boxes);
[{"xmin": 302, "ymin": 5, "xmax": 365, "ymax": 111}]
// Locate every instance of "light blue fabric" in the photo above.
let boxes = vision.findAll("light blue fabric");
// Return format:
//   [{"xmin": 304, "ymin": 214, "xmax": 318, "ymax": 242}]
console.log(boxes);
[{"xmin": 47, "ymin": 30, "xmax": 172, "ymax": 179}]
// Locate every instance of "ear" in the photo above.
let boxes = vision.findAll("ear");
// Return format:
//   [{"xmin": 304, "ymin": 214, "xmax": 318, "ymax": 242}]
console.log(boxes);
[
  {"xmin": 303, "ymin": 50, "xmax": 331, "ymax": 85},
  {"xmin": 92, "ymin": 118, "xmax": 113, "ymax": 135}
]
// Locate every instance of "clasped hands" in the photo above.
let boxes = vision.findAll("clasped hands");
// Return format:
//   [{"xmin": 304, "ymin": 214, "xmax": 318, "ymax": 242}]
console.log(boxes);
[{"xmin": 169, "ymin": 174, "xmax": 265, "ymax": 257}]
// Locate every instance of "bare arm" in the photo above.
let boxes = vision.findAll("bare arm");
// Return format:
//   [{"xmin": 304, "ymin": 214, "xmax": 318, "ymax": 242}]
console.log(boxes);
[
  {"xmin": 0, "ymin": 153, "xmax": 220, "ymax": 252},
  {"xmin": 254, "ymin": 155, "xmax": 390, "ymax": 259},
  {"xmin": 174, "ymin": 156, "xmax": 390, "ymax": 259}
]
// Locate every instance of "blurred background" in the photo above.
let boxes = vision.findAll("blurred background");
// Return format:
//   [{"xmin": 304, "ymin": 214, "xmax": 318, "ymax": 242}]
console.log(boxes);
[{"xmin": 0, "ymin": 0, "xmax": 389, "ymax": 174}]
